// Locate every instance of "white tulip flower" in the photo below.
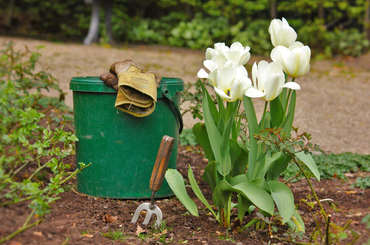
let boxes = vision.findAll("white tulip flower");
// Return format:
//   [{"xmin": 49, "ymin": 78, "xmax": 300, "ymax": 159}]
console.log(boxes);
[
  {"xmin": 205, "ymin": 42, "xmax": 251, "ymax": 66},
  {"xmin": 269, "ymin": 17, "xmax": 297, "ymax": 48},
  {"xmin": 245, "ymin": 61, "xmax": 300, "ymax": 101},
  {"xmin": 199, "ymin": 65, "xmax": 252, "ymax": 102},
  {"xmin": 270, "ymin": 41, "xmax": 311, "ymax": 78}
]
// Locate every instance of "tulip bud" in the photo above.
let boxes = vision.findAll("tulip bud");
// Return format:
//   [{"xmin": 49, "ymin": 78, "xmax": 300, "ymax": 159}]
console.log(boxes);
[{"xmin": 269, "ymin": 17, "xmax": 297, "ymax": 48}]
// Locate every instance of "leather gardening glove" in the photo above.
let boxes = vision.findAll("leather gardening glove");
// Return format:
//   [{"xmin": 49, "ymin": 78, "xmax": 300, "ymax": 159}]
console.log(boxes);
[{"xmin": 100, "ymin": 60, "xmax": 161, "ymax": 117}]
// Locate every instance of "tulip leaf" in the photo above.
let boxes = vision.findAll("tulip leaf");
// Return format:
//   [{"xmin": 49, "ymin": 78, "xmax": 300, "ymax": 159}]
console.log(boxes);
[
  {"xmin": 251, "ymin": 178, "xmax": 271, "ymax": 193},
  {"xmin": 229, "ymin": 139, "xmax": 241, "ymax": 169},
  {"xmin": 165, "ymin": 169, "xmax": 198, "ymax": 216},
  {"xmin": 237, "ymin": 194, "xmax": 253, "ymax": 221},
  {"xmin": 193, "ymin": 122, "xmax": 214, "ymax": 162},
  {"xmin": 292, "ymin": 209, "xmax": 305, "ymax": 233},
  {"xmin": 202, "ymin": 161, "xmax": 222, "ymax": 192},
  {"xmin": 229, "ymin": 174, "xmax": 275, "ymax": 215},
  {"xmin": 203, "ymin": 93, "xmax": 222, "ymax": 163},
  {"xmin": 270, "ymin": 97, "xmax": 284, "ymax": 128},
  {"xmin": 286, "ymin": 209, "xmax": 305, "ymax": 233},
  {"xmin": 230, "ymin": 144, "xmax": 248, "ymax": 178},
  {"xmin": 200, "ymin": 81, "xmax": 219, "ymax": 123},
  {"xmin": 296, "ymin": 151, "xmax": 320, "ymax": 181},
  {"xmin": 217, "ymin": 118, "xmax": 225, "ymax": 135},
  {"xmin": 219, "ymin": 110, "xmax": 234, "ymax": 176},
  {"xmin": 282, "ymin": 90, "xmax": 296, "ymax": 135},
  {"xmin": 188, "ymin": 165, "xmax": 217, "ymax": 219},
  {"xmin": 268, "ymin": 181, "xmax": 295, "ymax": 224},
  {"xmin": 265, "ymin": 153, "xmax": 292, "ymax": 181},
  {"xmin": 213, "ymin": 180, "xmax": 233, "ymax": 226},
  {"xmin": 243, "ymin": 96, "xmax": 259, "ymax": 180}
]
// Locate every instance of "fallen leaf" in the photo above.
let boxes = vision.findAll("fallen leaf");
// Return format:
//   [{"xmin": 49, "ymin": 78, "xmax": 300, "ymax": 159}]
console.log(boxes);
[
  {"xmin": 82, "ymin": 233, "xmax": 94, "ymax": 238},
  {"xmin": 154, "ymin": 229, "xmax": 167, "ymax": 238},
  {"xmin": 33, "ymin": 231, "xmax": 43, "ymax": 237},
  {"xmin": 346, "ymin": 213, "xmax": 363, "ymax": 217},
  {"xmin": 345, "ymin": 191, "xmax": 357, "ymax": 194},
  {"xmin": 103, "ymin": 214, "xmax": 117, "ymax": 223},
  {"xmin": 135, "ymin": 224, "xmax": 146, "ymax": 236}
]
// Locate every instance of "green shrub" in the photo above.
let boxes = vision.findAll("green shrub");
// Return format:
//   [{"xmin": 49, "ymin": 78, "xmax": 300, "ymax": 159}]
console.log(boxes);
[
  {"xmin": 0, "ymin": 42, "xmax": 88, "ymax": 242},
  {"xmin": 232, "ymin": 19, "xmax": 273, "ymax": 56},
  {"xmin": 168, "ymin": 13, "xmax": 232, "ymax": 50}
]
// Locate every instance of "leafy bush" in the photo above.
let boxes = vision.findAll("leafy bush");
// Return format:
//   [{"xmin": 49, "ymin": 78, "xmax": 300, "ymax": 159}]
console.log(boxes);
[
  {"xmin": 298, "ymin": 19, "xmax": 369, "ymax": 57},
  {"xmin": 168, "ymin": 13, "xmax": 233, "ymax": 50},
  {"xmin": 325, "ymin": 28, "xmax": 370, "ymax": 57},
  {"xmin": 0, "ymin": 42, "xmax": 88, "ymax": 242}
]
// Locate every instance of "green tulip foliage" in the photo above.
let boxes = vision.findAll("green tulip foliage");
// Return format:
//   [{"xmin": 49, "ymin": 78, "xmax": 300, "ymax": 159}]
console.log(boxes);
[{"xmin": 165, "ymin": 17, "xmax": 319, "ymax": 232}]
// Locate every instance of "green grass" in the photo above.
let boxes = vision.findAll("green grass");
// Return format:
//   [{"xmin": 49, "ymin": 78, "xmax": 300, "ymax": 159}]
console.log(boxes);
[{"xmin": 100, "ymin": 228, "xmax": 127, "ymax": 242}]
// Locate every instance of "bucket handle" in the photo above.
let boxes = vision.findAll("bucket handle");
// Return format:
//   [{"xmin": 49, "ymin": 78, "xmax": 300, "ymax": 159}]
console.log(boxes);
[{"xmin": 162, "ymin": 89, "xmax": 183, "ymax": 134}]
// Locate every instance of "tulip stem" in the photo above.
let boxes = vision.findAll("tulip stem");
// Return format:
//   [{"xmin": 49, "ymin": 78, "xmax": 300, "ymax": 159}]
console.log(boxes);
[
  {"xmin": 260, "ymin": 101, "xmax": 268, "ymax": 130},
  {"xmin": 284, "ymin": 77, "xmax": 295, "ymax": 115}
]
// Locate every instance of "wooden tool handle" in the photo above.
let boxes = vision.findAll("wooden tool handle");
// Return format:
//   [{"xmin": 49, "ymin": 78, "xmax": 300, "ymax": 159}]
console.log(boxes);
[{"xmin": 150, "ymin": 135, "xmax": 175, "ymax": 192}]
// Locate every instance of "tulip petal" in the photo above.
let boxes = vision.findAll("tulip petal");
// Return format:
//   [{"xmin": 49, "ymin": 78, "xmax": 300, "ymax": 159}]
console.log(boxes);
[
  {"xmin": 197, "ymin": 68, "xmax": 209, "ymax": 79},
  {"xmin": 204, "ymin": 60, "xmax": 218, "ymax": 72},
  {"xmin": 245, "ymin": 87, "xmax": 266, "ymax": 98},
  {"xmin": 283, "ymin": 82, "xmax": 301, "ymax": 90},
  {"xmin": 214, "ymin": 86, "xmax": 231, "ymax": 102}
]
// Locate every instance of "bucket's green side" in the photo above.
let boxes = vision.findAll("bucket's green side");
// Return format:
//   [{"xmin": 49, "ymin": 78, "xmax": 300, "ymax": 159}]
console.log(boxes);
[{"xmin": 71, "ymin": 77, "xmax": 183, "ymax": 199}]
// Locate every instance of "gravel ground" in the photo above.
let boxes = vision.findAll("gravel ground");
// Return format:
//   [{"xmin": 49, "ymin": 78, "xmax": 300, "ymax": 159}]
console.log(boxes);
[{"xmin": 1, "ymin": 36, "xmax": 369, "ymax": 154}]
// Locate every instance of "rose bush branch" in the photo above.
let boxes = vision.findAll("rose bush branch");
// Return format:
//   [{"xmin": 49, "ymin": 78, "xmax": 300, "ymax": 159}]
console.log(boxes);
[{"xmin": 0, "ymin": 42, "xmax": 89, "ymax": 242}]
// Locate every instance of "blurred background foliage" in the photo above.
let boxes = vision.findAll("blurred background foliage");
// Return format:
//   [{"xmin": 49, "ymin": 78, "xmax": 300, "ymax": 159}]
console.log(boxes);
[{"xmin": 0, "ymin": 0, "xmax": 370, "ymax": 57}]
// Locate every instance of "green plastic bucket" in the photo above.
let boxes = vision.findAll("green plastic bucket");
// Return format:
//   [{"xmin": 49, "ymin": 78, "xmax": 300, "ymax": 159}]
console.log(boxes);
[{"xmin": 70, "ymin": 76, "xmax": 184, "ymax": 199}]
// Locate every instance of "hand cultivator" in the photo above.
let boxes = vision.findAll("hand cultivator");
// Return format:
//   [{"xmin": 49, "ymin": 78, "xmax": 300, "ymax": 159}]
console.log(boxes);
[{"xmin": 131, "ymin": 135, "xmax": 175, "ymax": 227}]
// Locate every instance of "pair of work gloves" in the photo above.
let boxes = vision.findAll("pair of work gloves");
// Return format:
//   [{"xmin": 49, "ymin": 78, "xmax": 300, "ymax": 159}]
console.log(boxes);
[{"xmin": 100, "ymin": 60, "xmax": 161, "ymax": 117}]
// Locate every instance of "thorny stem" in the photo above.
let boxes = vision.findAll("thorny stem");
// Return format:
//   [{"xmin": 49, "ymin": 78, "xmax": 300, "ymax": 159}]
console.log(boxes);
[
  {"xmin": 27, "ymin": 156, "xmax": 58, "ymax": 181},
  {"xmin": 0, "ymin": 208, "xmax": 43, "ymax": 243},
  {"xmin": 0, "ymin": 196, "xmax": 34, "ymax": 206},
  {"xmin": 0, "ymin": 219, "xmax": 43, "ymax": 243},
  {"xmin": 284, "ymin": 171, "xmax": 303, "ymax": 184},
  {"xmin": 292, "ymin": 157, "xmax": 328, "ymax": 221},
  {"xmin": 23, "ymin": 208, "xmax": 36, "ymax": 228},
  {"xmin": 12, "ymin": 154, "xmax": 43, "ymax": 179}
]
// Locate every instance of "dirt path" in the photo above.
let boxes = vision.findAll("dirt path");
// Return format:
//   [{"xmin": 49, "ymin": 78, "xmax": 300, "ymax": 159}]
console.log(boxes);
[{"xmin": 1, "ymin": 36, "xmax": 369, "ymax": 155}]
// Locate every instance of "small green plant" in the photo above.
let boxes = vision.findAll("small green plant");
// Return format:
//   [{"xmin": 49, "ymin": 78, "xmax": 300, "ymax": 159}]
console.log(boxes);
[
  {"xmin": 0, "ymin": 42, "xmax": 89, "ymax": 243},
  {"xmin": 101, "ymin": 228, "xmax": 126, "ymax": 242},
  {"xmin": 352, "ymin": 176, "xmax": 370, "ymax": 189},
  {"xmin": 179, "ymin": 128, "xmax": 198, "ymax": 146}
]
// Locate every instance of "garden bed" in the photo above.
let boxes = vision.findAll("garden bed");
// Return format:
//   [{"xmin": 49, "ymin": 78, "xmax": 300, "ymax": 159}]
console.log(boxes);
[{"xmin": 1, "ymin": 146, "xmax": 369, "ymax": 245}]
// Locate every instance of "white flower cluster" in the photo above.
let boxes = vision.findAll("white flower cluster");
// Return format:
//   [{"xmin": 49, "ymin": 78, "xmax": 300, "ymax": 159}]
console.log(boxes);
[{"xmin": 197, "ymin": 17, "xmax": 311, "ymax": 102}]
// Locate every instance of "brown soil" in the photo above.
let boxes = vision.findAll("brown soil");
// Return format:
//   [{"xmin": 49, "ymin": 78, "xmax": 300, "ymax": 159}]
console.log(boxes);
[
  {"xmin": 1, "ymin": 146, "xmax": 370, "ymax": 245},
  {"xmin": 1, "ymin": 37, "xmax": 370, "ymax": 244}
]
